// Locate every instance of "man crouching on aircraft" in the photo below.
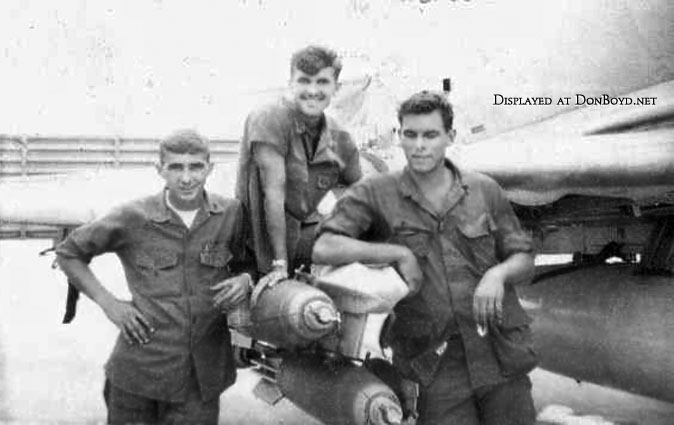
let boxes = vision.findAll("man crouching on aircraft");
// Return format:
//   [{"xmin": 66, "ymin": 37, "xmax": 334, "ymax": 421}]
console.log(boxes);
[
  {"xmin": 313, "ymin": 91, "xmax": 537, "ymax": 425},
  {"xmin": 235, "ymin": 45, "xmax": 362, "ymax": 289},
  {"xmin": 56, "ymin": 129, "xmax": 254, "ymax": 424}
]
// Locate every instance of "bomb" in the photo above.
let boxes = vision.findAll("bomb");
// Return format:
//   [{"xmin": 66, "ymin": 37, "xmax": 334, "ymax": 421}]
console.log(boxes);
[
  {"xmin": 275, "ymin": 355, "xmax": 403, "ymax": 425},
  {"xmin": 246, "ymin": 279, "xmax": 340, "ymax": 349}
]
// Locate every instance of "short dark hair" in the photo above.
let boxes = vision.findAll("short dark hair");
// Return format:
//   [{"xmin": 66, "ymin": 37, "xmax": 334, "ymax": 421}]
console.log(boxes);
[
  {"xmin": 397, "ymin": 91, "xmax": 454, "ymax": 132},
  {"xmin": 159, "ymin": 129, "xmax": 210, "ymax": 163},
  {"xmin": 290, "ymin": 45, "xmax": 342, "ymax": 80}
]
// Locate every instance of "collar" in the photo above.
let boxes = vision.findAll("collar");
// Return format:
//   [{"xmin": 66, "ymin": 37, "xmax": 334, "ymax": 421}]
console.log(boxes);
[
  {"xmin": 147, "ymin": 189, "xmax": 224, "ymax": 223},
  {"xmin": 399, "ymin": 159, "xmax": 463, "ymax": 196},
  {"xmin": 295, "ymin": 113, "xmax": 325, "ymax": 137},
  {"xmin": 283, "ymin": 98, "xmax": 327, "ymax": 137},
  {"xmin": 283, "ymin": 97, "xmax": 341, "ymax": 164},
  {"xmin": 399, "ymin": 159, "xmax": 467, "ymax": 215}
]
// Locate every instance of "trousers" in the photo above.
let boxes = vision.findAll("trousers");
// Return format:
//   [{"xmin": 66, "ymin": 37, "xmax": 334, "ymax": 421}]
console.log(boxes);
[
  {"xmin": 417, "ymin": 338, "xmax": 536, "ymax": 425},
  {"xmin": 103, "ymin": 367, "xmax": 220, "ymax": 425}
]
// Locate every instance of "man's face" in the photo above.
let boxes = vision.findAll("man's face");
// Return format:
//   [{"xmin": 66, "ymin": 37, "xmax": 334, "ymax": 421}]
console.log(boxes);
[
  {"xmin": 289, "ymin": 66, "xmax": 339, "ymax": 116},
  {"xmin": 156, "ymin": 151, "xmax": 213, "ymax": 210},
  {"xmin": 400, "ymin": 110, "xmax": 455, "ymax": 175}
]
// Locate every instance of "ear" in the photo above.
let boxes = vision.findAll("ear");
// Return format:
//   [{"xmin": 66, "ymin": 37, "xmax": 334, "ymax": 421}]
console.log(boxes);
[
  {"xmin": 206, "ymin": 161, "xmax": 214, "ymax": 177},
  {"xmin": 447, "ymin": 129, "xmax": 457, "ymax": 144},
  {"xmin": 155, "ymin": 161, "xmax": 163, "ymax": 175}
]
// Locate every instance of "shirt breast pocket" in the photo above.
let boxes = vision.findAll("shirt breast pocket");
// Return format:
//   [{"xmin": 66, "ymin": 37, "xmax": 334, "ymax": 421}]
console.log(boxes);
[
  {"xmin": 132, "ymin": 248, "xmax": 180, "ymax": 296},
  {"xmin": 199, "ymin": 244, "xmax": 232, "ymax": 269},
  {"xmin": 393, "ymin": 227, "xmax": 432, "ymax": 259},
  {"xmin": 134, "ymin": 249, "xmax": 179, "ymax": 273},
  {"xmin": 457, "ymin": 213, "xmax": 498, "ymax": 273},
  {"xmin": 199, "ymin": 243, "xmax": 233, "ymax": 289},
  {"xmin": 315, "ymin": 169, "xmax": 339, "ymax": 191}
]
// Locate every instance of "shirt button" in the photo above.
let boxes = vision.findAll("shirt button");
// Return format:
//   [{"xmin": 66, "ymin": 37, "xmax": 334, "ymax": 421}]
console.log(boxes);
[{"xmin": 191, "ymin": 317, "xmax": 197, "ymax": 325}]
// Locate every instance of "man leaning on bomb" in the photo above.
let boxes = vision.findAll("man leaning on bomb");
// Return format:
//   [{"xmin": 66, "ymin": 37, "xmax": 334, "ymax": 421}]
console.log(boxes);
[
  {"xmin": 313, "ymin": 91, "xmax": 538, "ymax": 425},
  {"xmin": 235, "ymin": 45, "xmax": 362, "ymax": 289}
]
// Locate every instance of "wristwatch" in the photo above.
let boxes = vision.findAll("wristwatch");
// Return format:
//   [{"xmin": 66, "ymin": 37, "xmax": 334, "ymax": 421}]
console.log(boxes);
[{"xmin": 271, "ymin": 259, "xmax": 288, "ymax": 269}]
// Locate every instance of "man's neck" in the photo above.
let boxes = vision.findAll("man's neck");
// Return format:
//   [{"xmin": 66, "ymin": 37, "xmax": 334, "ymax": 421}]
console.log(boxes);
[
  {"xmin": 409, "ymin": 165, "xmax": 455, "ymax": 215},
  {"xmin": 410, "ymin": 165, "xmax": 453, "ymax": 192},
  {"xmin": 286, "ymin": 97, "xmax": 324, "ymax": 125},
  {"xmin": 296, "ymin": 110, "xmax": 324, "ymax": 130},
  {"xmin": 166, "ymin": 191, "xmax": 201, "ymax": 212}
]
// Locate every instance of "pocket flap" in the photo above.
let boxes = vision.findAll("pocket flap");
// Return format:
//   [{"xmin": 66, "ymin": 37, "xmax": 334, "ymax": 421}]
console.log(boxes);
[
  {"xmin": 394, "ymin": 227, "xmax": 432, "ymax": 257},
  {"xmin": 404, "ymin": 233, "xmax": 431, "ymax": 257},
  {"xmin": 133, "ymin": 252, "xmax": 154, "ymax": 269},
  {"xmin": 200, "ymin": 247, "xmax": 232, "ymax": 268},
  {"xmin": 133, "ymin": 249, "xmax": 178, "ymax": 270},
  {"xmin": 458, "ymin": 213, "xmax": 493, "ymax": 239},
  {"xmin": 502, "ymin": 290, "xmax": 533, "ymax": 328},
  {"xmin": 154, "ymin": 250, "xmax": 179, "ymax": 269}
]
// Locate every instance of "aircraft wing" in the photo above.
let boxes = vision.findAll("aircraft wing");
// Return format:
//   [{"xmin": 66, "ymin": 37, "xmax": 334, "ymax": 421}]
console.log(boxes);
[
  {"xmin": 450, "ymin": 79, "xmax": 674, "ymax": 207},
  {"xmin": 452, "ymin": 128, "xmax": 674, "ymax": 206},
  {"xmin": 443, "ymin": 81, "xmax": 674, "ymax": 404},
  {"xmin": 0, "ymin": 162, "xmax": 239, "ymax": 228},
  {"xmin": 2, "ymin": 85, "xmax": 674, "ymax": 408}
]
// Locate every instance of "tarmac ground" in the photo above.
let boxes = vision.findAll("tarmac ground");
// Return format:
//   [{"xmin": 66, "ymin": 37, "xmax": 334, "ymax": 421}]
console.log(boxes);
[{"xmin": 1, "ymin": 240, "xmax": 673, "ymax": 424}]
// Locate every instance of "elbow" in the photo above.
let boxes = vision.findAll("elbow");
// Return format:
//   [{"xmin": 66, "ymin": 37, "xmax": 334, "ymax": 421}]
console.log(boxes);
[
  {"xmin": 55, "ymin": 254, "xmax": 67, "ymax": 271},
  {"xmin": 312, "ymin": 235, "xmax": 330, "ymax": 264},
  {"xmin": 55, "ymin": 255, "xmax": 76, "ymax": 277},
  {"xmin": 55, "ymin": 254, "xmax": 82, "ymax": 278},
  {"xmin": 520, "ymin": 253, "xmax": 536, "ymax": 284}
]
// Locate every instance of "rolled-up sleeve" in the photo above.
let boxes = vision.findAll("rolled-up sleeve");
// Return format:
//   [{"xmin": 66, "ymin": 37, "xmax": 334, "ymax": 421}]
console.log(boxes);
[
  {"xmin": 55, "ymin": 207, "xmax": 128, "ymax": 262},
  {"xmin": 245, "ymin": 107, "xmax": 288, "ymax": 156},
  {"xmin": 486, "ymin": 181, "xmax": 533, "ymax": 260},
  {"xmin": 227, "ymin": 202, "xmax": 257, "ymax": 278},
  {"xmin": 340, "ymin": 138, "xmax": 362, "ymax": 186},
  {"xmin": 317, "ymin": 183, "xmax": 377, "ymax": 239}
]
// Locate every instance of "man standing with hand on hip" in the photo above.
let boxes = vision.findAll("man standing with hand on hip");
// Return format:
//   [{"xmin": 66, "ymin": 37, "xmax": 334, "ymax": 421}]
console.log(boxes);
[
  {"xmin": 313, "ymin": 91, "xmax": 537, "ymax": 424},
  {"xmin": 56, "ymin": 130, "xmax": 254, "ymax": 424},
  {"xmin": 235, "ymin": 45, "xmax": 362, "ymax": 288}
]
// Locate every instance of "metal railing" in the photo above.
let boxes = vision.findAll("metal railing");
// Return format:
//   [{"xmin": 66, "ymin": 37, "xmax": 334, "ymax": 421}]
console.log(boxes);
[
  {"xmin": 0, "ymin": 135, "xmax": 241, "ymax": 239},
  {"xmin": 0, "ymin": 135, "xmax": 240, "ymax": 177}
]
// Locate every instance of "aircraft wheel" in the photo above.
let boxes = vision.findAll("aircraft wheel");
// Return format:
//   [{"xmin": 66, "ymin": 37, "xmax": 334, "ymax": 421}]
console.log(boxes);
[{"xmin": 232, "ymin": 346, "xmax": 254, "ymax": 368}]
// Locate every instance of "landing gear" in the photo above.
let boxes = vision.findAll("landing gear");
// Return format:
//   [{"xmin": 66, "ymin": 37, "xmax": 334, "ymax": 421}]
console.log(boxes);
[{"xmin": 636, "ymin": 219, "xmax": 674, "ymax": 275}]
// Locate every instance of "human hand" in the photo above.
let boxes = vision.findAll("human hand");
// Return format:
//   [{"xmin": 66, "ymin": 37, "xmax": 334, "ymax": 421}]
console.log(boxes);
[
  {"xmin": 473, "ymin": 267, "xmax": 505, "ymax": 331},
  {"xmin": 102, "ymin": 298, "xmax": 154, "ymax": 345},
  {"xmin": 249, "ymin": 265, "xmax": 288, "ymax": 307},
  {"xmin": 211, "ymin": 273, "xmax": 252, "ymax": 313},
  {"xmin": 396, "ymin": 249, "xmax": 423, "ymax": 296},
  {"xmin": 258, "ymin": 266, "xmax": 288, "ymax": 290}
]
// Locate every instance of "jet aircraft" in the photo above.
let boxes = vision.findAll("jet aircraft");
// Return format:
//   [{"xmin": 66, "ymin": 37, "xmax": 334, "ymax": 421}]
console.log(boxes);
[{"xmin": 1, "ymin": 0, "xmax": 674, "ymax": 423}]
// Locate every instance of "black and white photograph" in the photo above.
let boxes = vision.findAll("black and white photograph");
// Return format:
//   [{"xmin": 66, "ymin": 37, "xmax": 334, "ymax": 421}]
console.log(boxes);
[{"xmin": 1, "ymin": 1, "xmax": 673, "ymax": 424}]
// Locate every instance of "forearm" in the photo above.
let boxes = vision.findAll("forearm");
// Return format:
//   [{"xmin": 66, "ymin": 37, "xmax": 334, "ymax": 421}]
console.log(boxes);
[
  {"xmin": 313, "ymin": 233, "xmax": 410, "ymax": 266},
  {"xmin": 487, "ymin": 252, "xmax": 535, "ymax": 286},
  {"xmin": 56, "ymin": 256, "xmax": 117, "ymax": 310},
  {"xmin": 263, "ymin": 194, "xmax": 288, "ymax": 263}
]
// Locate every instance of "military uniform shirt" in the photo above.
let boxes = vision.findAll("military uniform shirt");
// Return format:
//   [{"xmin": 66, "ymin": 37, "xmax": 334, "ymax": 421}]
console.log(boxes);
[
  {"xmin": 235, "ymin": 98, "xmax": 362, "ymax": 272},
  {"xmin": 56, "ymin": 191, "xmax": 250, "ymax": 402},
  {"xmin": 318, "ymin": 160, "xmax": 534, "ymax": 390}
]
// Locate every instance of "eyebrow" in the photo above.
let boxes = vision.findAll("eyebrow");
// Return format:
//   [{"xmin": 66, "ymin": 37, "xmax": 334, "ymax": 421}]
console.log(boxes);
[{"xmin": 166, "ymin": 162, "xmax": 207, "ymax": 168}]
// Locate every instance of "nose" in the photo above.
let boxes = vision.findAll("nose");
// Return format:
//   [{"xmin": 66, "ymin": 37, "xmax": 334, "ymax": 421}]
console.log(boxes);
[
  {"xmin": 306, "ymin": 82, "xmax": 319, "ymax": 96},
  {"xmin": 413, "ymin": 136, "xmax": 425, "ymax": 151},
  {"xmin": 179, "ymin": 168, "xmax": 192, "ymax": 184}
]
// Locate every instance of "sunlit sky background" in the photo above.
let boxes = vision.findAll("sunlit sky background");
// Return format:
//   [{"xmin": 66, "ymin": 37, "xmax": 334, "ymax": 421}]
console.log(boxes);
[{"xmin": 1, "ymin": 0, "xmax": 672, "ymax": 139}]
